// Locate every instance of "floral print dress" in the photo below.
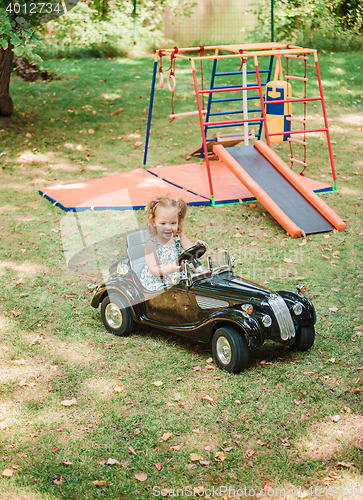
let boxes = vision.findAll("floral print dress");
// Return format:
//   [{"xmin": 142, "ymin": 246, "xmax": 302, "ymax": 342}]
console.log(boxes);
[{"xmin": 139, "ymin": 235, "xmax": 183, "ymax": 291}]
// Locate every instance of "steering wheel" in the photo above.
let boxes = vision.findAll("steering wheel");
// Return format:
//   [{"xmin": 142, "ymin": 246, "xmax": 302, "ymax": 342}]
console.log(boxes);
[{"xmin": 177, "ymin": 244, "xmax": 206, "ymax": 266}]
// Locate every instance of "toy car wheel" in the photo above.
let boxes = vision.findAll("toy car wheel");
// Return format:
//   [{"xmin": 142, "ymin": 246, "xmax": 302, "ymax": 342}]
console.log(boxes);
[
  {"xmin": 292, "ymin": 326, "xmax": 315, "ymax": 351},
  {"xmin": 101, "ymin": 294, "xmax": 134, "ymax": 337},
  {"xmin": 212, "ymin": 326, "xmax": 249, "ymax": 373}
]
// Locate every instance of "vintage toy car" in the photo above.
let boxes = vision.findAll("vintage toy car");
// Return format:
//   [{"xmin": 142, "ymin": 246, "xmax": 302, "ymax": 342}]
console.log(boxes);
[{"xmin": 88, "ymin": 229, "xmax": 316, "ymax": 373}]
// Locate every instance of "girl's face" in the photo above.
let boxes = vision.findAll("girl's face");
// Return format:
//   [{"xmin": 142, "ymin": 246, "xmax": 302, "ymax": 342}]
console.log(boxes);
[{"xmin": 153, "ymin": 206, "xmax": 179, "ymax": 243}]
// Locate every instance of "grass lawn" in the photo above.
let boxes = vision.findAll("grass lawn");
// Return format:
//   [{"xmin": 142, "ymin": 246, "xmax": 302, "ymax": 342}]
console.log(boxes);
[{"xmin": 0, "ymin": 49, "xmax": 362, "ymax": 499}]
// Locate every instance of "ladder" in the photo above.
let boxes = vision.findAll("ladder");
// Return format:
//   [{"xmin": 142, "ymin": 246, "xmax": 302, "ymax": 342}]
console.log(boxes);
[{"xmin": 200, "ymin": 53, "xmax": 274, "ymax": 160}]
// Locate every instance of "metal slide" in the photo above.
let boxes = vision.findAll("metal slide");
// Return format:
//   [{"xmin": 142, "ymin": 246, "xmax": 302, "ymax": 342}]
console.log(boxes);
[{"xmin": 213, "ymin": 142, "xmax": 345, "ymax": 237}]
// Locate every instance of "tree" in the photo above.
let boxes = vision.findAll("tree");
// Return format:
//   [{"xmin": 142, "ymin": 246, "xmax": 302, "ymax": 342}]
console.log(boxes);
[
  {"xmin": 0, "ymin": 0, "xmax": 196, "ymax": 118},
  {"xmin": 0, "ymin": 2, "xmax": 45, "ymax": 117}
]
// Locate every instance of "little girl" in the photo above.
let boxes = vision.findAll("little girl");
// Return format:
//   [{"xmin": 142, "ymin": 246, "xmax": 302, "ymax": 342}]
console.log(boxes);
[{"xmin": 139, "ymin": 197, "xmax": 207, "ymax": 291}]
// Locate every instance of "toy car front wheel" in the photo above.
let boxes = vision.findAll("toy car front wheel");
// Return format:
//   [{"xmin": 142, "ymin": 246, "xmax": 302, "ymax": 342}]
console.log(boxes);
[
  {"xmin": 101, "ymin": 294, "xmax": 134, "ymax": 337},
  {"xmin": 292, "ymin": 326, "xmax": 315, "ymax": 351},
  {"xmin": 212, "ymin": 326, "xmax": 249, "ymax": 373}
]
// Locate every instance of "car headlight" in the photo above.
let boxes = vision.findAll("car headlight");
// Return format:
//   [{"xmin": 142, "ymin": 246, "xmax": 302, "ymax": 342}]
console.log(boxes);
[
  {"xmin": 117, "ymin": 263, "xmax": 129, "ymax": 275},
  {"xmin": 293, "ymin": 302, "xmax": 303, "ymax": 315},
  {"xmin": 87, "ymin": 282, "xmax": 99, "ymax": 293},
  {"xmin": 261, "ymin": 314, "xmax": 272, "ymax": 327},
  {"xmin": 241, "ymin": 304, "xmax": 253, "ymax": 314}
]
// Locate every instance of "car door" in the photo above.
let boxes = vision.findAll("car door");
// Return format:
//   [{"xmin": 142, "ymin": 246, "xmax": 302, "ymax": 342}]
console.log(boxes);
[{"xmin": 144, "ymin": 284, "xmax": 203, "ymax": 326}]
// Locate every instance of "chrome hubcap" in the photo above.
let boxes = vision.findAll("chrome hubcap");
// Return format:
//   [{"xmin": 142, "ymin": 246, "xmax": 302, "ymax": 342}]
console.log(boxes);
[
  {"xmin": 216, "ymin": 336, "xmax": 231, "ymax": 365},
  {"xmin": 105, "ymin": 303, "xmax": 123, "ymax": 328}
]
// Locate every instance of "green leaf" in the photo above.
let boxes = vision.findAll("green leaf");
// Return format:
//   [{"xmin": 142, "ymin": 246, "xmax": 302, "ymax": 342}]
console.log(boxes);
[{"xmin": 0, "ymin": 37, "xmax": 9, "ymax": 50}]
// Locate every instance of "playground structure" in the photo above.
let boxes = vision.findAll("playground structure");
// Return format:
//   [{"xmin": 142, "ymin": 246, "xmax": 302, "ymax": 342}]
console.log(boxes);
[{"xmin": 40, "ymin": 42, "xmax": 345, "ymax": 237}]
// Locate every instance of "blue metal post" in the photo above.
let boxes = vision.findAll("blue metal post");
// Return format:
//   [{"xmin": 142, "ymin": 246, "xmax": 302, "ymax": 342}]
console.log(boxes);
[{"xmin": 143, "ymin": 54, "xmax": 158, "ymax": 168}]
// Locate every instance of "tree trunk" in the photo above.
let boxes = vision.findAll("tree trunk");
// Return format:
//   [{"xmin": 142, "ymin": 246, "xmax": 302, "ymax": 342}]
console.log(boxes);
[{"xmin": 0, "ymin": 44, "xmax": 14, "ymax": 117}]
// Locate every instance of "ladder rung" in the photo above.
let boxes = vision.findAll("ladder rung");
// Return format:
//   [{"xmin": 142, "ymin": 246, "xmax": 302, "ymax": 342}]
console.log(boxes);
[
  {"xmin": 285, "ymin": 55, "xmax": 308, "ymax": 60},
  {"xmin": 170, "ymin": 110, "xmax": 207, "ymax": 119},
  {"xmin": 288, "ymin": 138, "xmax": 307, "ymax": 146},
  {"xmin": 286, "ymin": 75, "xmax": 308, "ymax": 82},
  {"xmin": 286, "ymin": 116, "xmax": 306, "ymax": 124},
  {"xmin": 199, "ymin": 85, "xmax": 259, "ymax": 95},
  {"xmin": 290, "ymin": 158, "xmax": 307, "ymax": 167}
]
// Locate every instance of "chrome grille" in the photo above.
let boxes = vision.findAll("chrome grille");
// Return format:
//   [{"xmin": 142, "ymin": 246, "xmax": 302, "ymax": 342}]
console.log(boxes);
[
  {"xmin": 268, "ymin": 294, "xmax": 295, "ymax": 340},
  {"xmin": 196, "ymin": 295, "xmax": 229, "ymax": 310}
]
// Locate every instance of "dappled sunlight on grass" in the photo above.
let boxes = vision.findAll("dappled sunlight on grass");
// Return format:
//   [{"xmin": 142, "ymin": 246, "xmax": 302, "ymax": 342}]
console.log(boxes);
[
  {"xmin": 0, "ymin": 488, "xmax": 60, "ymax": 500},
  {"xmin": 337, "ymin": 113, "xmax": 363, "ymax": 127},
  {"xmin": 16, "ymin": 151, "xmax": 55, "ymax": 166},
  {"xmin": 297, "ymin": 414, "xmax": 363, "ymax": 460},
  {"xmin": 0, "ymin": 261, "xmax": 51, "ymax": 277},
  {"xmin": 339, "ymin": 186, "xmax": 363, "ymax": 196}
]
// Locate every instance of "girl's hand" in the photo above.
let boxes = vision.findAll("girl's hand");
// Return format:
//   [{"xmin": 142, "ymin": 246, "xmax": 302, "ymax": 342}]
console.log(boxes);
[
  {"xmin": 195, "ymin": 239, "xmax": 208, "ymax": 248},
  {"xmin": 171, "ymin": 261, "xmax": 183, "ymax": 273}
]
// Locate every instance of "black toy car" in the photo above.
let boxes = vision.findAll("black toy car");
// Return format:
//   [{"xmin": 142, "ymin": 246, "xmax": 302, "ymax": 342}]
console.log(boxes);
[{"xmin": 88, "ymin": 229, "xmax": 316, "ymax": 372}]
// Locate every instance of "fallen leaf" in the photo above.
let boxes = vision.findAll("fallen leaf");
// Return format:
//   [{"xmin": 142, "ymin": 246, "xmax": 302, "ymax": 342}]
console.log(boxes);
[
  {"xmin": 53, "ymin": 476, "xmax": 63, "ymax": 485},
  {"xmin": 13, "ymin": 359, "xmax": 26, "ymax": 365},
  {"xmin": 199, "ymin": 460, "xmax": 210, "ymax": 466},
  {"xmin": 92, "ymin": 479, "xmax": 106, "ymax": 486},
  {"xmin": 192, "ymin": 366, "xmax": 201, "ymax": 371},
  {"xmin": 155, "ymin": 462, "xmax": 163, "ymax": 471},
  {"xmin": 61, "ymin": 459, "xmax": 73, "ymax": 465},
  {"xmin": 113, "ymin": 383, "xmax": 125, "ymax": 392},
  {"xmin": 206, "ymin": 357, "xmax": 213, "ymax": 363},
  {"xmin": 18, "ymin": 378, "xmax": 27, "ymax": 387},
  {"xmin": 336, "ymin": 461, "xmax": 353, "ymax": 469},
  {"xmin": 202, "ymin": 395, "xmax": 215, "ymax": 404},
  {"xmin": 186, "ymin": 464, "xmax": 196, "ymax": 470},
  {"xmin": 329, "ymin": 306, "xmax": 339, "ymax": 312},
  {"xmin": 215, "ymin": 451, "xmax": 226, "ymax": 462},
  {"xmin": 153, "ymin": 381, "xmax": 163, "ymax": 387},
  {"xmin": 170, "ymin": 444, "xmax": 182, "ymax": 451},
  {"xmin": 190, "ymin": 453, "xmax": 202, "ymax": 461},
  {"xmin": 134, "ymin": 472, "xmax": 147, "ymax": 482},
  {"xmin": 134, "ymin": 141, "xmax": 143, "ymax": 148},
  {"xmin": 0, "ymin": 418, "xmax": 8, "ymax": 430},
  {"xmin": 329, "ymin": 357, "xmax": 336, "ymax": 363},
  {"xmin": 11, "ymin": 310, "xmax": 22, "ymax": 317},
  {"xmin": 245, "ymin": 448, "xmax": 256, "ymax": 458},
  {"xmin": 256, "ymin": 440, "xmax": 267, "ymax": 446},
  {"xmin": 127, "ymin": 446, "xmax": 137, "ymax": 455},
  {"xmin": 106, "ymin": 458, "xmax": 120, "ymax": 465},
  {"xmin": 88, "ymin": 129, "xmax": 94, "ymax": 134},
  {"xmin": 284, "ymin": 258, "xmax": 293, "ymax": 264},
  {"xmin": 161, "ymin": 432, "xmax": 172, "ymax": 441},
  {"xmin": 60, "ymin": 398, "xmax": 77, "ymax": 407},
  {"xmin": 2, "ymin": 468, "xmax": 13, "ymax": 477},
  {"xmin": 330, "ymin": 415, "xmax": 341, "ymax": 423},
  {"xmin": 296, "ymin": 491, "xmax": 309, "ymax": 499}
]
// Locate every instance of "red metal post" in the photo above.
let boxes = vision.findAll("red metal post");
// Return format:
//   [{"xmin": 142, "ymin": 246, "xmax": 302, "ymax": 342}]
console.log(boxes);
[
  {"xmin": 192, "ymin": 65, "xmax": 215, "ymax": 202},
  {"xmin": 315, "ymin": 59, "xmax": 337, "ymax": 183}
]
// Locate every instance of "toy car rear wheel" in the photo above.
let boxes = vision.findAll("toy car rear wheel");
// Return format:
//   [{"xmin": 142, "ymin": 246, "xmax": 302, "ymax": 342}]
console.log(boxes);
[
  {"xmin": 101, "ymin": 294, "xmax": 134, "ymax": 337},
  {"xmin": 292, "ymin": 326, "xmax": 315, "ymax": 351},
  {"xmin": 212, "ymin": 326, "xmax": 249, "ymax": 373}
]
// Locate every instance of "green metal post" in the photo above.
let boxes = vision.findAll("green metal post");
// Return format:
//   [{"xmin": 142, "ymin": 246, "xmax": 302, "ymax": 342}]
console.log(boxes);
[{"xmin": 133, "ymin": 0, "xmax": 137, "ymax": 45}]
